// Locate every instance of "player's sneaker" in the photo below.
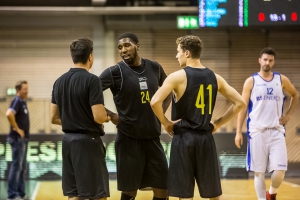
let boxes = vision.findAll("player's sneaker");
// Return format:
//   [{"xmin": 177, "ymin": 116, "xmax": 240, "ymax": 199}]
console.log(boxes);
[{"xmin": 266, "ymin": 191, "xmax": 277, "ymax": 200}]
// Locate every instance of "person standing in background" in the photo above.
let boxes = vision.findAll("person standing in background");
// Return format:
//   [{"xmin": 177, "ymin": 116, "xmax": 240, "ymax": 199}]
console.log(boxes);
[
  {"xmin": 6, "ymin": 80, "xmax": 30, "ymax": 200},
  {"xmin": 235, "ymin": 47, "xmax": 299, "ymax": 200}
]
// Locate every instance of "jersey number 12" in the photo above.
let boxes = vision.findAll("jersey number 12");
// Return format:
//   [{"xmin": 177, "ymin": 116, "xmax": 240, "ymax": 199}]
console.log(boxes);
[{"xmin": 195, "ymin": 84, "xmax": 212, "ymax": 115}]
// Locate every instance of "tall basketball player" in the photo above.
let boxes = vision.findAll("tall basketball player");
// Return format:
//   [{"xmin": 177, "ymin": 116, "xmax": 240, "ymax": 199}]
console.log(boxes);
[
  {"xmin": 151, "ymin": 35, "xmax": 246, "ymax": 200},
  {"xmin": 235, "ymin": 47, "xmax": 299, "ymax": 200},
  {"xmin": 99, "ymin": 32, "xmax": 171, "ymax": 200}
]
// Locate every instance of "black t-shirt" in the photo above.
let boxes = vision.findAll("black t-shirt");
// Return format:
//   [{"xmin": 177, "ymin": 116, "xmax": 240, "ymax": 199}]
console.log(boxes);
[
  {"xmin": 8, "ymin": 96, "xmax": 30, "ymax": 139},
  {"xmin": 172, "ymin": 67, "xmax": 218, "ymax": 132},
  {"xmin": 100, "ymin": 58, "xmax": 167, "ymax": 139},
  {"xmin": 51, "ymin": 68, "xmax": 105, "ymax": 136}
]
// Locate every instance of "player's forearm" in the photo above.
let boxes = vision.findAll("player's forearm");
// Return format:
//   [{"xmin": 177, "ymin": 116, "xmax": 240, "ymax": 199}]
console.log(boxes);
[
  {"xmin": 215, "ymin": 101, "xmax": 246, "ymax": 130},
  {"xmin": 151, "ymin": 102, "xmax": 169, "ymax": 125},
  {"xmin": 162, "ymin": 93, "xmax": 172, "ymax": 113},
  {"xmin": 285, "ymin": 93, "xmax": 299, "ymax": 117},
  {"xmin": 236, "ymin": 107, "xmax": 248, "ymax": 134},
  {"xmin": 6, "ymin": 113, "xmax": 19, "ymax": 130}
]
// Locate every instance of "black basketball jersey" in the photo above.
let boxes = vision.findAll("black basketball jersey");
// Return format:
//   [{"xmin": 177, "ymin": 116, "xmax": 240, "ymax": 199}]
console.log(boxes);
[
  {"xmin": 104, "ymin": 59, "xmax": 164, "ymax": 139},
  {"xmin": 172, "ymin": 67, "xmax": 218, "ymax": 131}
]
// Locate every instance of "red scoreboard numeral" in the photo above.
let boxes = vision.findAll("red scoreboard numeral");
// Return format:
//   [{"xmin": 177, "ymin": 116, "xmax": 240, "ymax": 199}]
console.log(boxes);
[
  {"xmin": 258, "ymin": 12, "xmax": 265, "ymax": 22},
  {"xmin": 291, "ymin": 12, "xmax": 298, "ymax": 21}
]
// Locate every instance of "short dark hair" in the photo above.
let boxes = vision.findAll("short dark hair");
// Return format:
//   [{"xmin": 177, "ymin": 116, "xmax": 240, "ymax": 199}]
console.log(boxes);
[
  {"xmin": 117, "ymin": 32, "xmax": 139, "ymax": 44},
  {"xmin": 176, "ymin": 35, "xmax": 203, "ymax": 59},
  {"xmin": 15, "ymin": 80, "xmax": 27, "ymax": 91},
  {"xmin": 70, "ymin": 38, "xmax": 93, "ymax": 64},
  {"xmin": 260, "ymin": 47, "xmax": 276, "ymax": 58}
]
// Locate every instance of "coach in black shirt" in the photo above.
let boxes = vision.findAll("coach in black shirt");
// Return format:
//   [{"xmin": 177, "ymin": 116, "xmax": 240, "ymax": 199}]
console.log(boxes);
[{"xmin": 51, "ymin": 38, "xmax": 110, "ymax": 200}]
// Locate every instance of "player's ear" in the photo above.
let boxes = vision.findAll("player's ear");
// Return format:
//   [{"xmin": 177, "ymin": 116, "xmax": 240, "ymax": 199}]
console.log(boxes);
[
  {"xmin": 185, "ymin": 50, "xmax": 190, "ymax": 58},
  {"xmin": 89, "ymin": 53, "xmax": 93, "ymax": 61},
  {"xmin": 136, "ymin": 43, "xmax": 140, "ymax": 51}
]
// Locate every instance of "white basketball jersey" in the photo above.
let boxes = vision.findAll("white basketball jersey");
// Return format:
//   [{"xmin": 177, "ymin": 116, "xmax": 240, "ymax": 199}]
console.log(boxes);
[{"xmin": 247, "ymin": 72, "xmax": 286, "ymax": 137}]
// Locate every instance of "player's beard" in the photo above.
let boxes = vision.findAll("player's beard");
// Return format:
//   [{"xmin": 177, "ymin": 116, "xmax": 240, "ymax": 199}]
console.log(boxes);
[
  {"xmin": 262, "ymin": 65, "xmax": 271, "ymax": 72},
  {"xmin": 123, "ymin": 48, "xmax": 137, "ymax": 66}
]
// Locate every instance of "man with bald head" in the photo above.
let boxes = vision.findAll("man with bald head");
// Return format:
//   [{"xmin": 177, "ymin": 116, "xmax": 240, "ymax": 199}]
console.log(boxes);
[{"xmin": 99, "ymin": 32, "xmax": 171, "ymax": 200}]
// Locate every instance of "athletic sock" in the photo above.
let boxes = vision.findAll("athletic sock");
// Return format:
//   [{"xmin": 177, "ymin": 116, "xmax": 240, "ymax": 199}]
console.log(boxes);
[
  {"xmin": 121, "ymin": 193, "xmax": 135, "ymax": 200},
  {"xmin": 269, "ymin": 186, "xmax": 278, "ymax": 194},
  {"xmin": 153, "ymin": 197, "xmax": 169, "ymax": 200}
]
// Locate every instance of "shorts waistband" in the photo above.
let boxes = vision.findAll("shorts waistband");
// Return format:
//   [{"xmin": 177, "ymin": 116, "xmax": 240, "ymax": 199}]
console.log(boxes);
[
  {"xmin": 263, "ymin": 127, "xmax": 277, "ymax": 131},
  {"xmin": 64, "ymin": 132, "xmax": 102, "ymax": 138}
]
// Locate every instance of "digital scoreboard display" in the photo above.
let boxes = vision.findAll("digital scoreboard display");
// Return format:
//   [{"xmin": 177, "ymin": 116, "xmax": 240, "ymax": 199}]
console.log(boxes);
[{"xmin": 198, "ymin": 0, "xmax": 300, "ymax": 27}]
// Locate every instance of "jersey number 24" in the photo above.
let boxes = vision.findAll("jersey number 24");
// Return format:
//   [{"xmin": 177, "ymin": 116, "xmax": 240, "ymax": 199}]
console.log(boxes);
[{"xmin": 141, "ymin": 91, "xmax": 150, "ymax": 103}]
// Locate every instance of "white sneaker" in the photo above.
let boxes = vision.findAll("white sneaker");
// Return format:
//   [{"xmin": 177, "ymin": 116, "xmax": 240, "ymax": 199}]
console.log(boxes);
[
  {"xmin": 7, "ymin": 197, "xmax": 21, "ymax": 200},
  {"xmin": 19, "ymin": 196, "xmax": 31, "ymax": 200}
]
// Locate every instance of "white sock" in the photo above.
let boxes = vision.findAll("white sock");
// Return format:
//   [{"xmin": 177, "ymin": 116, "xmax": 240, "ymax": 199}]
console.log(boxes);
[
  {"xmin": 269, "ymin": 186, "xmax": 278, "ymax": 194},
  {"xmin": 254, "ymin": 172, "xmax": 266, "ymax": 199}
]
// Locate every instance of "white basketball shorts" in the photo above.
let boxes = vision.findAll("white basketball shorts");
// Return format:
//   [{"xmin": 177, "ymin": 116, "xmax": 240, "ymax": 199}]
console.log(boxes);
[{"xmin": 246, "ymin": 128, "xmax": 287, "ymax": 173}]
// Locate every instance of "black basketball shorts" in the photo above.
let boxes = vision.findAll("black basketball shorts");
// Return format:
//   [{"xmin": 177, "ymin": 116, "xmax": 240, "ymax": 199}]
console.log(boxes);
[
  {"xmin": 115, "ymin": 131, "xmax": 168, "ymax": 191},
  {"xmin": 62, "ymin": 133, "xmax": 110, "ymax": 198},
  {"xmin": 168, "ymin": 130, "xmax": 222, "ymax": 198}
]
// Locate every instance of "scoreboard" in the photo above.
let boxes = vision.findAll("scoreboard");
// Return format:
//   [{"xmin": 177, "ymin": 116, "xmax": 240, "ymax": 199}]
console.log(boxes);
[{"xmin": 198, "ymin": 0, "xmax": 300, "ymax": 27}]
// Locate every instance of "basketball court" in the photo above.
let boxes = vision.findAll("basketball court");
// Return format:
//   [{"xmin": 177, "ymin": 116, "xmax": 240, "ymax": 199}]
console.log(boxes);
[{"xmin": 0, "ymin": 178, "xmax": 299, "ymax": 200}]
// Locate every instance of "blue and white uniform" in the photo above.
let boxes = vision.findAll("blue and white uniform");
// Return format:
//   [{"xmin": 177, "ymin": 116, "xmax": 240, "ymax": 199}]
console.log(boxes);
[{"xmin": 246, "ymin": 72, "xmax": 287, "ymax": 172}]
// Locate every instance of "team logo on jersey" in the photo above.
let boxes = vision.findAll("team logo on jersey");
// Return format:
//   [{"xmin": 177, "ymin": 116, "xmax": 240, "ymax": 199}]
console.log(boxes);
[
  {"xmin": 23, "ymin": 105, "xmax": 28, "ymax": 114},
  {"xmin": 138, "ymin": 77, "xmax": 147, "ymax": 81},
  {"xmin": 256, "ymin": 96, "xmax": 262, "ymax": 101},
  {"xmin": 264, "ymin": 95, "xmax": 280, "ymax": 101},
  {"xmin": 256, "ymin": 94, "xmax": 280, "ymax": 101},
  {"xmin": 139, "ymin": 81, "xmax": 148, "ymax": 90}
]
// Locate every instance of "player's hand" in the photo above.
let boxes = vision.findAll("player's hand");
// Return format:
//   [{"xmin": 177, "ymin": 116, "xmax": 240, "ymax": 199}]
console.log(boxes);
[
  {"xmin": 105, "ymin": 115, "xmax": 111, "ymax": 123},
  {"xmin": 212, "ymin": 122, "xmax": 219, "ymax": 134},
  {"xmin": 13, "ymin": 127, "xmax": 25, "ymax": 138},
  {"xmin": 279, "ymin": 115, "xmax": 290, "ymax": 125},
  {"xmin": 235, "ymin": 133, "xmax": 243, "ymax": 149},
  {"xmin": 163, "ymin": 121, "xmax": 174, "ymax": 138},
  {"xmin": 110, "ymin": 114, "xmax": 119, "ymax": 125}
]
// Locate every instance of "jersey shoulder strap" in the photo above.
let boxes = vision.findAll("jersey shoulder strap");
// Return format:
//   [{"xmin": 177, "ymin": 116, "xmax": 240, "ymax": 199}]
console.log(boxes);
[
  {"xmin": 108, "ymin": 63, "xmax": 122, "ymax": 88},
  {"xmin": 144, "ymin": 58, "xmax": 160, "ymax": 80},
  {"xmin": 111, "ymin": 59, "xmax": 161, "ymax": 80}
]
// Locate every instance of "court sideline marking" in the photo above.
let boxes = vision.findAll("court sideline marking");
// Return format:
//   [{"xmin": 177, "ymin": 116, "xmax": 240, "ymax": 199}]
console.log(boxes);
[
  {"xmin": 31, "ymin": 181, "xmax": 40, "ymax": 200},
  {"xmin": 283, "ymin": 180, "xmax": 300, "ymax": 187}
]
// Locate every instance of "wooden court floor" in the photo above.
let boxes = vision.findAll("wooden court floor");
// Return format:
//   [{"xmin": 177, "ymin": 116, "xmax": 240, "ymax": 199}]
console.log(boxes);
[{"xmin": 34, "ymin": 179, "xmax": 300, "ymax": 200}]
